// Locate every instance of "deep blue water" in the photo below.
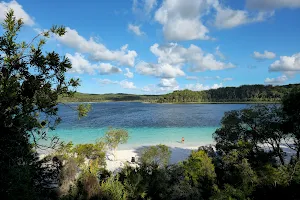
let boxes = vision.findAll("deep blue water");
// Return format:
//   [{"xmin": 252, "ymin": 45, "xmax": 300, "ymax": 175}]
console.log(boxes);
[{"xmin": 49, "ymin": 102, "xmax": 249, "ymax": 149}]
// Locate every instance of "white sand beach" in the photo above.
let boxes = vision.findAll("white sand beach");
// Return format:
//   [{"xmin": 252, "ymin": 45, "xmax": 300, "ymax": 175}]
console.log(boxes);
[{"xmin": 105, "ymin": 145, "xmax": 202, "ymax": 172}]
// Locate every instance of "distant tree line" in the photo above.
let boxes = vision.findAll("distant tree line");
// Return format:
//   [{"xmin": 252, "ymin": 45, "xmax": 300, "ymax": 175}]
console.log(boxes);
[{"xmin": 158, "ymin": 84, "xmax": 300, "ymax": 103}]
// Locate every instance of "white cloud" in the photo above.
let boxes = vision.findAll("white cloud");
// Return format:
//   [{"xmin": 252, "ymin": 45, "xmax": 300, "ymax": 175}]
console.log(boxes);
[
  {"xmin": 214, "ymin": 5, "xmax": 273, "ymax": 29},
  {"xmin": 128, "ymin": 24, "xmax": 145, "ymax": 36},
  {"xmin": 253, "ymin": 50, "xmax": 276, "ymax": 60},
  {"xmin": 215, "ymin": 46, "xmax": 226, "ymax": 60},
  {"xmin": 269, "ymin": 53, "xmax": 300, "ymax": 72},
  {"xmin": 185, "ymin": 83, "xmax": 210, "ymax": 91},
  {"xmin": 247, "ymin": 0, "xmax": 300, "ymax": 10},
  {"xmin": 94, "ymin": 78, "xmax": 119, "ymax": 85},
  {"xmin": 154, "ymin": 0, "xmax": 212, "ymax": 41},
  {"xmin": 141, "ymin": 84, "xmax": 174, "ymax": 94},
  {"xmin": 151, "ymin": 43, "xmax": 235, "ymax": 72},
  {"xmin": 0, "ymin": 0, "xmax": 34, "ymax": 25},
  {"xmin": 265, "ymin": 75, "xmax": 288, "ymax": 84},
  {"xmin": 200, "ymin": 76, "xmax": 221, "ymax": 81},
  {"xmin": 57, "ymin": 27, "xmax": 137, "ymax": 67},
  {"xmin": 153, "ymin": 0, "xmax": 274, "ymax": 40},
  {"xmin": 98, "ymin": 63, "xmax": 122, "ymax": 75},
  {"xmin": 186, "ymin": 76, "xmax": 199, "ymax": 80},
  {"xmin": 185, "ymin": 83, "xmax": 223, "ymax": 91},
  {"xmin": 136, "ymin": 61, "xmax": 185, "ymax": 78},
  {"xmin": 120, "ymin": 80, "xmax": 137, "ymax": 89},
  {"xmin": 158, "ymin": 78, "xmax": 178, "ymax": 88},
  {"xmin": 94, "ymin": 78, "xmax": 136, "ymax": 89},
  {"xmin": 211, "ymin": 83, "xmax": 223, "ymax": 89},
  {"xmin": 66, "ymin": 53, "xmax": 122, "ymax": 75},
  {"xmin": 124, "ymin": 68, "xmax": 134, "ymax": 78}
]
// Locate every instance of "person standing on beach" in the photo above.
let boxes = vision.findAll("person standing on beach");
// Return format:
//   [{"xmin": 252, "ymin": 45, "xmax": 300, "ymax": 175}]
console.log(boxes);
[{"xmin": 181, "ymin": 137, "xmax": 185, "ymax": 144}]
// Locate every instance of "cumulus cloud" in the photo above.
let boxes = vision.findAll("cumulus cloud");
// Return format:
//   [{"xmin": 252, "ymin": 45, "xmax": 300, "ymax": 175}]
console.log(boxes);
[
  {"xmin": 136, "ymin": 61, "xmax": 185, "ymax": 78},
  {"xmin": 214, "ymin": 5, "xmax": 273, "ymax": 29},
  {"xmin": 153, "ymin": 0, "xmax": 274, "ymax": 40},
  {"xmin": 98, "ymin": 63, "xmax": 122, "ymax": 75},
  {"xmin": 120, "ymin": 80, "xmax": 137, "ymax": 89},
  {"xmin": 185, "ymin": 83, "xmax": 223, "ymax": 91},
  {"xmin": 66, "ymin": 53, "xmax": 122, "ymax": 75},
  {"xmin": 158, "ymin": 78, "xmax": 179, "ymax": 88},
  {"xmin": 154, "ymin": 0, "xmax": 212, "ymax": 41},
  {"xmin": 253, "ymin": 50, "xmax": 276, "ymax": 60},
  {"xmin": 57, "ymin": 27, "xmax": 137, "ymax": 67},
  {"xmin": 185, "ymin": 76, "xmax": 199, "ymax": 80},
  {"xmin": 124, "ymin": 68, "xmax": 134, "ymax": 78},
  {"xmin": 269, "ymin": 53, "xmax": 300, "ymax": 72},
  {"xmin": 0, "ymin": 0, "xmax": 34, "ymax": 25},
  {"xmin": 94, "ymin": 78, "xmax": 136, "ymax": 89},
  {"xmin": 136, "ymin": 43, "xmax": 234, "ymax": 80},
  {"xmin": 94, "ymin": 79, "xmax": 119, "ymax": 85},
  {"xmin": 154, "ymin": 43, "xmax": 234, "ymax": 71},
  {"xmin": 128, "ymin": 24, "xmax": 145, "ymax": 36},
  {"xmin": 265, "ymin": 75, "xmax": 288, "ymax": 85},
  {"xmin": 246, "ymin": 0, "xmax": 300, "ymax": 10}
]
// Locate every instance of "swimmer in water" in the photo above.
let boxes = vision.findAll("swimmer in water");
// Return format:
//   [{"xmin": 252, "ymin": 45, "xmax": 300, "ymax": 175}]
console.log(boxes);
[{"xmin": 181, "ymin": 137, "xmax": 185, "ymax": 144}]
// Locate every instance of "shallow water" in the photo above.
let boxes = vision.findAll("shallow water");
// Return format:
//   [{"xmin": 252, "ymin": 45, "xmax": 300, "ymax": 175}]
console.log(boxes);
[{"xmin": 49, "ymin": 102, "xmax": 249, "ymax": 149}]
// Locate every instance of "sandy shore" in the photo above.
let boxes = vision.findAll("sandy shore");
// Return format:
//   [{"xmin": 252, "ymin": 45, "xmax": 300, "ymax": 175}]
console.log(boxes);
[
  {"xmin": 106, "ymin": 145, "xmax": 201, "ymax": 172},
  {"xmin": 38, "ymin": 143, "xmax": 215, "ymax": 172}
]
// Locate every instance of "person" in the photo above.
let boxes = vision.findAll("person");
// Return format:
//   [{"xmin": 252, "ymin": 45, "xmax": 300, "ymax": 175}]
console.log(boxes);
[{"xmin": 181, "ymin": 137, "xmax": 185, "ymax": 144}]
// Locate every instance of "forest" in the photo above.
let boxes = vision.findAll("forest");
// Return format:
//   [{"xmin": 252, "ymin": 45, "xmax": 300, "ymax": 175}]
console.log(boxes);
[
  {"xmin": 58, "ymin": 84, "xmax": 300, "ymax": 104},
  {"xmin": 158, "ymin": 84, "xmax": 300, "ymax": 103},
  {"xmin": 58, "ymin": 93, "xmax": 160, "ymax": 103},
  {"xmin": 2, "ymin": 10, "xmax": 300, "ymax": 200}
]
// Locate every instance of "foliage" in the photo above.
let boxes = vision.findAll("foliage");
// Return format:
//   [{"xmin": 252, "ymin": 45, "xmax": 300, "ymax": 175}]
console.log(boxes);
[
  {"xmin": 59, "ymin": 92, "xmax": 160, "ymax": 103},
  {"xmin": 140, "ymin": 144, "xmax": 171, "ymax": 168},
  {"xmin": 100, "ymin": 176, "xmax": 128, "ymax": 200},
  {"xmin": 104, "ymin": 128, "xmax": 129, "ymax": 157},
  {"xmin": 158, "ymin": 84, "xmax": 300, "ymax": 103},
  {"xmin": 0, "ymin": 9, "xmax": 89, "ymax": 199},
  {"xmin": 183, "ymin": 150, "xmax": 216, "ymax": 185}
]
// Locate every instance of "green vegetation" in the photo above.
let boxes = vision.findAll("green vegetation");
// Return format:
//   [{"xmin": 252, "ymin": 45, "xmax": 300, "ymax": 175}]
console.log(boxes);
[
  {"xmin": 53, "ymin": 88, "xmax": 300, "ymax": 200},
  {"xmin": 58, "ymin": 84, "xmax": 300, "ymax": 104},
  {"xmin": 104, "ymin": 128, "xmax": 129, "ymax": 159},
  {"xmin": 3, "ymin": 9, "xmax": 300, "ymax": 200},
  {"xmin": 58, "ymin": 92, "xmax": 160, "ymax": 103},
  {"xmin": 140, "ymin": 144, "xmax": 171, "ymax": 167},
  {"xmin": 158, "ymin": 84, "xmax": 300, "ymax": 103},
  {"xmin": 0, "ymin": 10, "xmax": 89, "ymax": 199}
]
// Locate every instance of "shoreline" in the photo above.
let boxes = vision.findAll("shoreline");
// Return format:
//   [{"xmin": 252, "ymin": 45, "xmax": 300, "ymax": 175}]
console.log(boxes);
[
  {"xmin": 39, "ymin": 142, "xmax": 214, "ymax": 172},
  {"xmin": 58, "ymin": 101, "xmax": 280, "ymax": 104}
]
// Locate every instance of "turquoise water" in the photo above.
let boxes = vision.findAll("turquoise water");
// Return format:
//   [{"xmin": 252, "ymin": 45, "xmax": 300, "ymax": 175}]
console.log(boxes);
[
  {"xmin": 47, "ymin": 102, "xmax": 248, "ymax": 149},
  {"xmin": 49, "ymin": 126, "xmax": 218, "ymax": 149}
]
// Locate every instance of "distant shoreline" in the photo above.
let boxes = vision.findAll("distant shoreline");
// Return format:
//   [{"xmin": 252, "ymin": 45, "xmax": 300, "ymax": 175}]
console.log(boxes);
[{"xmin": 59, "ymin": 100, "xmax": 280, "ymax": 104}]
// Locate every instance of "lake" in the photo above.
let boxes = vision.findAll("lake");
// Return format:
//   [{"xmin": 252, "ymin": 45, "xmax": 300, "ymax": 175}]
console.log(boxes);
[{"xmin": 49, "ymin": 102, "xmax": 249, "ymax": 149}]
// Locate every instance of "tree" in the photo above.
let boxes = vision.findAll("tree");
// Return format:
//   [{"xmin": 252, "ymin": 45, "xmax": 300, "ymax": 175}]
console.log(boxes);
[
  {"xmin": 0, "ymin": 10, "xmax": 89, "ymax": 198},
  {"xmin": 182, "ymin": 150, "xmax": 216, "ymax": 199},
  {"xmin": 100, "ymin": 176, "xmax": 128, "ymax": 200},
  {"xmin": 104, "ymin": 128, "xmax": 129, "ymax": 159},
  {"xmin": 140, "ymin": 144, "xmax": 171, "ymax": 168},
  {"xmin": 282, "ymin": 88, "xmax": 300, "ymax": 159}
]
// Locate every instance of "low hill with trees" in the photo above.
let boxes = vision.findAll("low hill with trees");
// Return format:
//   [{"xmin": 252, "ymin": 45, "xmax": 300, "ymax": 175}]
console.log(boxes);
[
  {"xmin": 59, "ymin": 84, "xmax": 300, "ymax": 103},
  {"xmin": 158, "ymin": 84, "xmax": 300, "ymax": 103}
]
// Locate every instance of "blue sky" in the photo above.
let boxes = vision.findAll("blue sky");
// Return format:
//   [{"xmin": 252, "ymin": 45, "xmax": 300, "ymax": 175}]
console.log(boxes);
[{"xmin": 1, "ymin": 0, "xmax": 300, "ymax": 94}]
